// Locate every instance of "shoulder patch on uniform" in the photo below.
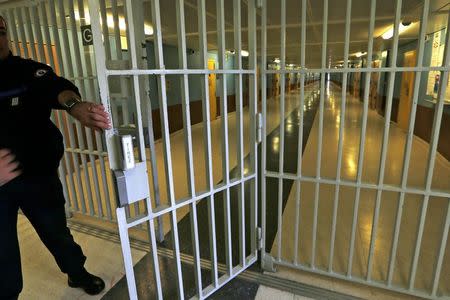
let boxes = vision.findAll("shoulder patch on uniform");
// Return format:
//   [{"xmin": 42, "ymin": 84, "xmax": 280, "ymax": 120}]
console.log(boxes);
[
  {"xmin": 35, "ymin": 69, "xmax": 49, "ymax": 77},
  {"xmin": 11, "ymin": 97, "xmax": 19, "ymax": 106}
]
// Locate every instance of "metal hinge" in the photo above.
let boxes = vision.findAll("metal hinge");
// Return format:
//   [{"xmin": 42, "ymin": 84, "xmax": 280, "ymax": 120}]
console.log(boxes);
[
  {"xmin": 257, "ymin": 113, "xmax": 263, "ymax": 143},
  {"xmin": 261, "ymin": 253, "xmax": 277, "ymax": 272},
  {"xmin": 257, "ymin": 227, "xmax": 262, "ymax": 250}
]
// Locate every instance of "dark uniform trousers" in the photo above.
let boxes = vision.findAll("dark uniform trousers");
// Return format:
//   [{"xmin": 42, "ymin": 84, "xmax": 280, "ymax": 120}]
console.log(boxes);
[{"xmin": 0, "ymin": 174, "xmax": 86, "ymax": 298}]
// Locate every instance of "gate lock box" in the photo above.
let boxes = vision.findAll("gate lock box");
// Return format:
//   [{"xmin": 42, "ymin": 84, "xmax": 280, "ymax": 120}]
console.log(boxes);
[{"xmin": 113, "ymin": 134, "xmax": 150, "ymax": 207}]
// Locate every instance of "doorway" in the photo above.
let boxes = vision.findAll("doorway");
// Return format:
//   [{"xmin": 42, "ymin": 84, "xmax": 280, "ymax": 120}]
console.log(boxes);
[
  {"xmin": 398, "ymin": 50, "xmax": 416, "ymax": 130},
  {"xmin": 208, "ymin": 59, "xmax": 217, "ymax": 120}
]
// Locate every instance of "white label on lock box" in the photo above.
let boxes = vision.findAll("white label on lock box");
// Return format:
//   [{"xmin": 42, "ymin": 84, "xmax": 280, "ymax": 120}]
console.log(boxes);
[{"xmin": 121, "ymin": 135, "xmax": 135, "ymax": 170}]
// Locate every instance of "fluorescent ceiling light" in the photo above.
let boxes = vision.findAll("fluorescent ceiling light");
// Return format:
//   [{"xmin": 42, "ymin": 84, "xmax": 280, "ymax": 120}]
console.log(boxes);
[
  {"xmin": 355, "ymin": 51, "xmax": 366, "ymax": 57},
  {"xmin": 274, "ymin": 58, "xmax": 280, "ymax": 63},
  {"xmin": 73, "ymin": 10, "xmax": 153, "ymax": 35},
  {"xmin": 381, "ymin": 22, "xmax": 413, "ymax": 40},
  {"xmin": 241, "ymin": 50, "xmax": 249, "ymax": 57}
]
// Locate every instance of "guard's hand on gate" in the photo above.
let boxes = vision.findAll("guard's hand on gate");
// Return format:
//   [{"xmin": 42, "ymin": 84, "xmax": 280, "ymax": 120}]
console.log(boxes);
[
  {"xmin": 0, "ymin": 149, "xmax": 21, "ymax": 186},
  {"xmin": 69, "ymin": 102, "xmax": 111, "ymax": 132}
]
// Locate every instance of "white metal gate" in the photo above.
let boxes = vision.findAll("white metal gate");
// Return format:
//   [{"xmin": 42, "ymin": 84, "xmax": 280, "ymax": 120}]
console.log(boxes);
[
  {"xmin": 89, "ymin": 0, "xmax": 259, "ymax": 298},
  {"xmin": 260, "ymin": 0, "xmax": 450, "ymax": 299}
]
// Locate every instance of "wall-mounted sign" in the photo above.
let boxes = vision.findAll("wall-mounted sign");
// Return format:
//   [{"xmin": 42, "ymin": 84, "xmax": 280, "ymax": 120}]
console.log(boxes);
[{"xmin": 81, "ymin": 25, "xmax": 93, "ymax": 46}]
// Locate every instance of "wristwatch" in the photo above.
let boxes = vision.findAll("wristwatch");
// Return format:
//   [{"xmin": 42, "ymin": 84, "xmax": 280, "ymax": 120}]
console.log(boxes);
[{"xmin": 62, "ymin": 97, "xmax": 83, "ymax": 112}]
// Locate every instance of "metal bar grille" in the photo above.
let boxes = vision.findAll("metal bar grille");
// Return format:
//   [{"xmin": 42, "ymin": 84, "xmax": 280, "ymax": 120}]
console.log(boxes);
[
  {"xmin": 87, "ymin": 0, "xmax": 259, "ymax": 298},
  {"xmin": 261, "ymin": 0, "xmax": 450, "ymax": 299}
]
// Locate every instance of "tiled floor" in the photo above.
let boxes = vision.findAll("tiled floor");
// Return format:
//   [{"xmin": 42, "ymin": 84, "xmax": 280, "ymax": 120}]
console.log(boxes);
[
  {"xmin": 17, "ymin": 214, "xmax": 146, "ymax": 300},
  {"xmin": 255, "ymin": 285, "xmax": 313, "ymax": 300},
  {"xmin": 269, "ymin": 82, "xmax": 450, "ymax": 299}
]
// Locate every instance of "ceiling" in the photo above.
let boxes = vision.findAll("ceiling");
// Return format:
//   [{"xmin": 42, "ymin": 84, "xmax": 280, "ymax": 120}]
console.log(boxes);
[
  {"xmin": 0, "ymin": 0, "xmax": 448, "ymax": 68},
  {"xmin": 145, "ymin": 0, "xmax": 449, "ymax": 68}
]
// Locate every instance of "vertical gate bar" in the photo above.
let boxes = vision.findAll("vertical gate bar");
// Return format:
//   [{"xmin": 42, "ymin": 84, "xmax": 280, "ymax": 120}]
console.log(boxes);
[
  {"xmin": 233, "ymin": 0, "xmax": 246, "ymax": 268},
  {"xmin": 150, "ymin": 0, "xmax": 185, "ymax": 297},
  {"xmin": 260, "ymin": 0, "xmax": 268, "ymax": 260},
  {"xmin": 23, "ymin": 6, "xmax": 37, "ymax": 60},
  {"xmin": 97, "ymin": 143, "xmax": 113, "ymax": 220},
  {"xmin": 77, "ymin": 0, "xmax": 96, "ymax": 98},
  {"xmin": 431, "ymin": 200, "xmax": 450, "ymax": 296},
  {"xmin": 293, "ymin": 0, "xmax": 306, "ymax": 265},
  {"xmin": 409, "ymin": 15, "xmax": 450, "ymax": 291},
  {"xmin": 347, "ymin": 0, "xmax": 376, "ymax": 277},
  {"xmin": 248, "ymin": 0, "xmax": 258, "ymax": 257},
  {"xmin": 49, "ymin": 1, "xmax": 81, "ymax": 212},
  {"xmin": 77, "ymin": 0, "xmax": 104, "ymax": 218},
  {"xmin": 33, "ymin": 2, "xmax": 73, "ymax": 215},
  {"xmin": 175, "ymin": 0, "xmax": 202, "ymax": 293},
  {"xmin": 207, "ymin": 193, "xmax": 219, "ymax": 286},
  {"xmin": 88, "ymin": 0, "xmax": 118, "ymax": 231},
  {"xmin": 15, "ymin": 8, "xmax": 29, "ymax": 58},
  {"xmin": 276, "ymin": 0, "xmax": 286, "ymax": 262},
  {"xmin": 311, "ymin": 0, "xmax": 328, "ymax": 269},
  {"xmin": 117, "ymin": 0, "xmax": 131, "ymax": 128},
  {"xmin": 189, "ymin": 201, "xmax": 204, "ymax": 297},
  {"xmin": 143, "ymin": 94, "xmax": 164, "ymax": 240},
  {"xmin": 367, "ymin": 0, "xmax": 402, "ymax": 281},
  {"xmin": 57, "ymin": 1, "xmax": 76, "ymax": 109},
  {"xmin": 111, "ymin": 101, "xmax": 119, "ymax": 123},
  {"xmin": 141, "ymin": 89, "xmax": 164, "ymax": 239},
  {"xmin": 124, "ymin": 0, "xmax": 146, "ymax": 160},
  {"xmin": 5, "ymin": 9, "xmax": 20, "ymax": 56},
  {"xmin": 118, "ymin": 0, "xmax": 131, "ymax": 126},
  {"xmin": 125, "ymin": 0, "xmax": 145, "ymax": 222},
  {"xmin": 58, "ymin": 0, "xmax": 88, "ymax": 214},
  {"xmin": 216, "ymin": 0, "xmax": 233, "ymax": 275},
  {"xmin": 90, "ymin": 29, "xmax": 113, "ymax": 223},
  {"xmin": 121, "ymin": 93, "xmax": 131, "ymax": 125},
  {"xmin": 176, "ymin": 0, "xmax": 196, "ymax": 221},
  {"xmin": 329, "ymin": 0, "xmax": 352, "ymax": 273},
  {"xmin": 148, "ymin": 218, "xmax": 164, "ymax": 300},
  {"xmin": 197, "ymin": 0, "xmax": 219, "ymax": 285},
  {"xmin": 38, "ymin": 3, "xmax": 56, "ymax": 69},
  {"xmin": 49, "ymin": 2, "xmax": 65, "ymax": 75},
  {"xmin": 98, "ymin": 1, "xmax": 111, "ymax": 61},
  {"xmin": 111, "ymin": 0, "xmax": 122, "ymax": 60},
  {"xmin": 116, "ymin": 208, "xmax": 138, "ymax": 300},
  {"xmin": 29, "ymin": 5, "xmax": 45, "ymax": 63},
  {"xmin": 67, "ymin": 0, "xmax": 96, "ymax": 215},
  {"xmin": 387, "ymin": 0, "xmax": 430, "ymax": 285},
  {"xmin": 57, "ymin": 111, "xmax": 80, "ymax": 211}
]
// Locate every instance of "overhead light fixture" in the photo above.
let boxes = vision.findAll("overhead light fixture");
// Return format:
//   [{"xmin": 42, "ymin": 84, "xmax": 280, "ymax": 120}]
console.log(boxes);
[
  {"xmin": 288, "ymin": 63, "xmax": 294, "ymax": 67},
  {"xmin": 381, "ymin": 22, "xmax": 413, "ymax": 40},
  {"xmin": 241, "ymin": 50, "xmax": 249, "ymax": 57},
  {"xmin": 73, "ymin": 10, "xmax": 154, "ymax": 36},
  {"xmin": 274, "ymin": 58, "xmax": 280, "ymax": 63},
  {"xmin": 355, "ymin": 51, "xmax": 367, "ymax": 58},
  {"xmin": 382, "ymin": 51, "xmax": 387, "ymax": 58}
]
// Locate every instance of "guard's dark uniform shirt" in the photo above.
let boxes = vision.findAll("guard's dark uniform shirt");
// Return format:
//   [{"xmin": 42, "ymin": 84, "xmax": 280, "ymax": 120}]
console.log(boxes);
[{"xmin": 0, "ymin": 53, "xmax": 80, "ymax": 176}]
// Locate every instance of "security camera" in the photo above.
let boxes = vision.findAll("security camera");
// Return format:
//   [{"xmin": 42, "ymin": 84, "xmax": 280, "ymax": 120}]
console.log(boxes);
[{"xmin": 401, "ymin": 21, "xmax": 412, "ymax": 26}]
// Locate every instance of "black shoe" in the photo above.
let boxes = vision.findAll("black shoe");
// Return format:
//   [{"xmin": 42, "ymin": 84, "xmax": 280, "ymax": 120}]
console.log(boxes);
[{"xmin": 68, "ymin": 270, "xmax": 106, "ymax": 295}]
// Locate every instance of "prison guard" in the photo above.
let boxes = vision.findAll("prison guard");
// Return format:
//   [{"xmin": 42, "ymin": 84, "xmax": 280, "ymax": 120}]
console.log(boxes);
[{"xmin": 0, "ymin": 53, "xmax": 81, "ymax": 177}]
